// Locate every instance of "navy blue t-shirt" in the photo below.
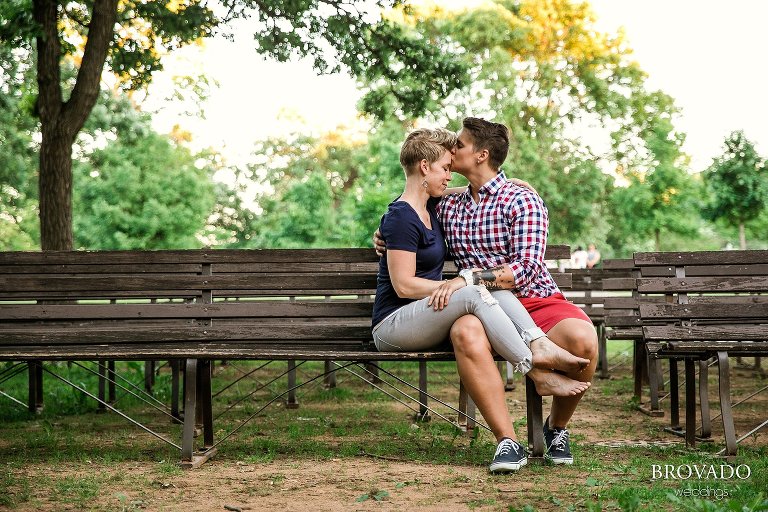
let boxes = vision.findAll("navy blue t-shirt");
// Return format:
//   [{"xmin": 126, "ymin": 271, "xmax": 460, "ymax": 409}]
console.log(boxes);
[{"xmin": 371, "ymin": 197, "xmax": 446, "ymax": 328}]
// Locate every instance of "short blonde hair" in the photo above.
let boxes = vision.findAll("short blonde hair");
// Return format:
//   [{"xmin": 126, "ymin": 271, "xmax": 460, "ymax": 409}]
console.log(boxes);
[{"xmin": 399, "ymin": 128, "xmax": 457, "ymax": 175}]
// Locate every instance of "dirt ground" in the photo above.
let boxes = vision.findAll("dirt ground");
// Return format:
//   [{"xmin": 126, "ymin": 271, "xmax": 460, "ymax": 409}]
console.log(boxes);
[{"xmin": 4, "ymin": 360, "xmax": 767, "ymax": 512}]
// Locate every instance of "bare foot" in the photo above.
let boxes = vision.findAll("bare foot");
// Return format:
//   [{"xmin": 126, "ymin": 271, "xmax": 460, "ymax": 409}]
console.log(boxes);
[
  {"xmin": 528, "ymin": 368, "xmax": 591, "ymax": 397},
  {"xmin": 530, "ymin": 337, "xmax": 589, "ymax": 373}
]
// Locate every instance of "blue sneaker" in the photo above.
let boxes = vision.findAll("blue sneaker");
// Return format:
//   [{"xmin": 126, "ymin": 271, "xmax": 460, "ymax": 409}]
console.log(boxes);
[
  {"xmin": 544, "ymin": 417, "xmax": 573, "ymax": 465},
  {"xmin": 489, "ymin": 438, "xmax": 528, "ymax": 473}
]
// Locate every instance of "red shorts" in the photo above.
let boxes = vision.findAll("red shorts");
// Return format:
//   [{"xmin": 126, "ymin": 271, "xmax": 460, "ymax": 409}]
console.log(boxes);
[{"xmin": 519, "ymin": 293, "xmax": 591, "ymax": 332}]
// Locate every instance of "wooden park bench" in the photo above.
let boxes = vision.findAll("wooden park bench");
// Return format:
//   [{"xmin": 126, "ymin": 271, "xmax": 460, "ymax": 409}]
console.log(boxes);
[
  {"xmin": 0, "ymin": 246, "xmax": 571, "ymax": 467},
  {"xmin": 602, "ymin": 259, "xmax": 667, "ymax": 415},
  {"xmin": 634, "ymin": 250, "xmax": 768, "ymax": 455},
  {"xmin": 563, "ymin": 262, "xmax": 637, "ymax": 379}
]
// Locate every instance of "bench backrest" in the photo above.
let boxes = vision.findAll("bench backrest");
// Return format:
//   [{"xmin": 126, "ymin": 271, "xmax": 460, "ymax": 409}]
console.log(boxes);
[
  {"xmin": 562, "ymin": 262, "xmax": 636, "ymax": 323},
  {"xmin": 599, "ymin": 259, "xmax": 643, "ymax": 338},
  {"xmin": 0, "ymin": 247, "xmax": 571, "ymax": 360},
  {"xmin": 634, "ymin": 250, "xmax": 768, "ymax": 354}
]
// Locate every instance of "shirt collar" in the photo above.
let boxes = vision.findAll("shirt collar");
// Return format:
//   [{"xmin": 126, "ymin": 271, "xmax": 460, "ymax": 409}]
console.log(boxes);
[{"xmin": 464, "ymin": 170, "xmax": 506, "ymax": 200}]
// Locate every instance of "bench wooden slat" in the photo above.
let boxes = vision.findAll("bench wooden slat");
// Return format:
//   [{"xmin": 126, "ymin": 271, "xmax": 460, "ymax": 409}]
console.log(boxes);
[
  {"xmin": 602, "ymin": 259, "xmax": 634, "ymax": 270},
  {"xmin": 637, "ymin": 276, "xmax": 768, "ymax": 293},
  {"xmin": 639, "ymin": 264, "xmax": 768, "ymax": 277},
  {"xmin": 562, "ymin": 296, "xmax": 609, "ymax": 305},
  {"xmin": 634, "ymin": 250, "xmax": 768, "ymax": 266},
  {"xmin": 606, "ymin": 327, "xmax": 643, "ymax": 339},
  {"xmin": 0, "ymin": 248, "xmax": 380, "ymax": 265},
  {"xmin": 647, "ymin": 341, "xmax": 768, "ymax": 354},
  {"xmin": 0, "ymin": 264, "xmax": 205, "ymax": 274},
  {"xmin": 0, "ymin": 345, "xmax": 466, "ymax": 361},
  {"xmin": 0, "ymin": 245, "xmax": 571, "ymax": 265},
  {"xmin": 0, "ymin": 274, "xmax": 380, "ymax": 293},
  {"xmin": 643, "ymin": 325, "xmax": 768, "ymax": 341},
  {"xmin": 602, "ymin": 278, "xmax": 637, "ymax": 290},
  {"xmin": 0, "ymin": 322, "xmax": 375, "ymax": 344},
  {"xmin": 603, "ymin": 315, "xmax": 642, "ymax": 327},
  {"xmin": 639, "ymin": 303, "xmax": 768, "ymax": 319},
  {"xmin": 0, "ymin": 301, "xmax": 375, "ymax": 320}
]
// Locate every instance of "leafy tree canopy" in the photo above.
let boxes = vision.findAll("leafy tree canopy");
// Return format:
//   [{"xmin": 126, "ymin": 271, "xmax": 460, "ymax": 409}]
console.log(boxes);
[
  {"xmin": 0, "ymin": 0, "xmax": 469, "ymax": 249},
  {"xmin": 704, "ymin": 130, "xmax": 767, "ymax": 226}
]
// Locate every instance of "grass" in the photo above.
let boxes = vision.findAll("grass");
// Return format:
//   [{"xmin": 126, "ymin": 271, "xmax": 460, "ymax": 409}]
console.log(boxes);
[{"xmin": 1, "ymin": 352, "xmax": 767, "ymax": 511}]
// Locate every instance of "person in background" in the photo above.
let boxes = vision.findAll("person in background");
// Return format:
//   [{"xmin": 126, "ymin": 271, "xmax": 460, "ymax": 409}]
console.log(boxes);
[
  {"xmin": 570, "ymin": 246, "xmax": 587, "ymax": 269},
  {"xmin": 586, "ymin": 244, "xmax": 601, "ymax": 269}
]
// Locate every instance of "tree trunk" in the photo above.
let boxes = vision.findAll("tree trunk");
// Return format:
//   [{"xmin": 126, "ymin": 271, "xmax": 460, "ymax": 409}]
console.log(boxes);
[
  {"xmin": 739, "ymin": 223, "xmax": 746, "ymax": 250},
  {"xmin": 39, "ymin": 124, "xmax": 75, "ymax": 250},
  {"xmin": 654, "ymin": 229, "xmax": 661, "ymax": 251},
  {"xmin": 33, "ymin": 0, "xmax": 119, "ymax": 250}
]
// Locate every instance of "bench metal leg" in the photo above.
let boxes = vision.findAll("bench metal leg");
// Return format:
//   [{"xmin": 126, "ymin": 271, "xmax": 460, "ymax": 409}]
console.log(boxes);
[
  {"xmin": 717, "ymin": 352, "xmax": 737, "ymax": 456},
  {"xmin": 199, "ymin": 360, "xmax": 214, "ymax": 450},
  {"xmin": 365, "ymin": 362, "xmax": 381, "ymax": 384},
  {"xmin": 324, "ymin": 361, "xmax": 337, "ymax": 388},
  {"xmin": 633, "ymin": 340, "xmax": 645, "ymax": 401},
  {"xmin": 181, "ymin": 359, "xmax": 198, "ymax": 464},
  {"xmin": 597, "ymin": 323, "xmax": 609, "ymax": 379},
  {"xmin": 458, "ymin": 380, "xmax": 476, "ymax": 432},
  {"xmin": 285, "ymin": 360, "xmax": 299, "ymax": 409},
  {"xmin": 415, "ymin": 361, "xmax": 430, "ymax": 422},
  {"xmin": 665, "ymin": 360, "xmax": 683, "ymax": 434},
  {"xmin": 145, "ymin": 360, "xmax": 155, "ymax": 394},
  {"xmin": 98, "ymin": 362, "xmax": 107, "ymax": 412},
  {"xmin": 27, "ymin": 361, "xmax": 43, "ymax": 414},
  {"xmin": 497, "ymin": 361, "xmax": 515, "ymax": 391},
  {"xmin": 171, "ymin": 359, "xmax": 182, "ymax": 423},
  {"xmin": 108, "ymin": 360, "xmax": 116, "ymax": 404},
  {"xmin": 684, "ymin": 359, "xmax": 696, "ymax": 448},
  {"xmin": 698, "ymin": 360, "xmax": 712, "ymax": 440},
  {"xmin": 526, "ymin": 376, "xmax": 544, "ymax": 457},
  {"xmin": 640, "ymin": 354, "xmax": 664, "ymax": 417},
  {"xmin": 181, "ymin": 358, "xmax": 217, "ymax": 469}
]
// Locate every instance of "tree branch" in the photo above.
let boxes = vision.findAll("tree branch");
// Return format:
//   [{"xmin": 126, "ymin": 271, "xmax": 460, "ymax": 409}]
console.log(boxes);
[{"xmin": 62, "ymin": 0, "xmax": 118, "ymax": 136}]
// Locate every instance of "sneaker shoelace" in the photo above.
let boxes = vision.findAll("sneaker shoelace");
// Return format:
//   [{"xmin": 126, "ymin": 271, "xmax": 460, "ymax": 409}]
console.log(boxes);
[
  {"xmin": 550, "ymin": 428, "xmax": 569, "ymax": 452},
  {"xmin": 495, "ymin": 439, "xmax": 519, "ymax": 458}
]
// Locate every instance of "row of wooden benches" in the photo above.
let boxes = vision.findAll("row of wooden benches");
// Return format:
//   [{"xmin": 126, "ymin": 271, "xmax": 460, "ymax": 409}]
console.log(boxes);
[
  {"xmin": 1, "ymin": 247, "xmax": 569, "ymax": 468},
  {"xmin": 1, "ymin": 248, "xmax": 765, "ymax": 464}
]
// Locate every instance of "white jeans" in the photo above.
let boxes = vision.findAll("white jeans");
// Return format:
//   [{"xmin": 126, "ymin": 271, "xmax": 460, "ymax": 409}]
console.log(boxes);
[{"xmin": 372, "ymin": 286, "xmax": 545, "ymax": 374}]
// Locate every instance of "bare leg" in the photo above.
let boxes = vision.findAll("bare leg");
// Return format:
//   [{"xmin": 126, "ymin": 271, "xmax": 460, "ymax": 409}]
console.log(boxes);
[
  {"xmin": 450, "ymin": 316, "xmax": 516, "ymax": 443},
  {"xmin": 545, "ymin": 318, "xmax": 598, "ymax": 428}
]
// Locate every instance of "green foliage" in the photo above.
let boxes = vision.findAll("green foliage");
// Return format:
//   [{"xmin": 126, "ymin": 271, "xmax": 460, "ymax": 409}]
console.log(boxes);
[
  {"xmin": 606, "ymin": 93, "xmax": 701, "ymax": 251},
  {"xmin": 395, "ymin": 0, "xmax": 676, "ymax": 248},
  {"xmin": 73, "ymin": 130, "xmax": 216, "ymax": 249},
  {"xmin": 0, "ymin": 45, "xmax": 39, "ymax": 249},
  {"xmin": 246, "ymin": 120, "xmax": 407, "ymax": 249},
  {"xmin": 666, "ymin": 493, "xmax": 768, "ymax": 512},
  {"xmin": 703, "ymin": 131, "xmax": 767, "ymax": 247}
]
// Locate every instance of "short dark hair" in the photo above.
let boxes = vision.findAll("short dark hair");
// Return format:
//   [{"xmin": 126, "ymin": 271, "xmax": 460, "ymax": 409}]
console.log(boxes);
[{"xmin": 462, "ymin": 117, "xmax": 509, "ymax": 170}]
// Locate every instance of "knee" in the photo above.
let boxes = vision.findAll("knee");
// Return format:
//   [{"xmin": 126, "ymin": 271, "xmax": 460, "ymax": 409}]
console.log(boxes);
[
  {"xmin": 450, "ymin": 316, "xmax": 490, "ymax": 357},
  {"xmin": 567, "ymin": 324, "xmax": 599, "ymax": 360}
]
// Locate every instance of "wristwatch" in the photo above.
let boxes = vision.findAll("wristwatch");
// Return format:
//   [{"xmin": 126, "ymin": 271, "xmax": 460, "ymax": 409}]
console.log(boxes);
[{"xmin": 459, "ymin": 269, "xmax": 475, "ymax": 287}]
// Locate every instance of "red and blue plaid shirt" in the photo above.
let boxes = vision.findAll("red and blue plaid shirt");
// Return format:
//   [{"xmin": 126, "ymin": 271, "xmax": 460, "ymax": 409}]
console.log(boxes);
[{"xmin": 437, "ymin": 171, "xmax": 560, "ymax": 298}]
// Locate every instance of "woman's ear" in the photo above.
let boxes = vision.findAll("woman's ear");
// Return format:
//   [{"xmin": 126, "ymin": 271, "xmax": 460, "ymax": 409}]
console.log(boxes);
[
  {"xmin": 419, "ymin": 159, "xmax": 429, "ymax": 175},
  {"xmin": 477, "ymin": 149, "xmax": 489, "ymax": 165}
]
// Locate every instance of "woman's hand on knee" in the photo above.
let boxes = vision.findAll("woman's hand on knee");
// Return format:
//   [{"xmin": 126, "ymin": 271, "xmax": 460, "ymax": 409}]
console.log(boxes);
[{"xmin": 428, "ymin": 277, "xmax": 465, "ymax": 311}]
